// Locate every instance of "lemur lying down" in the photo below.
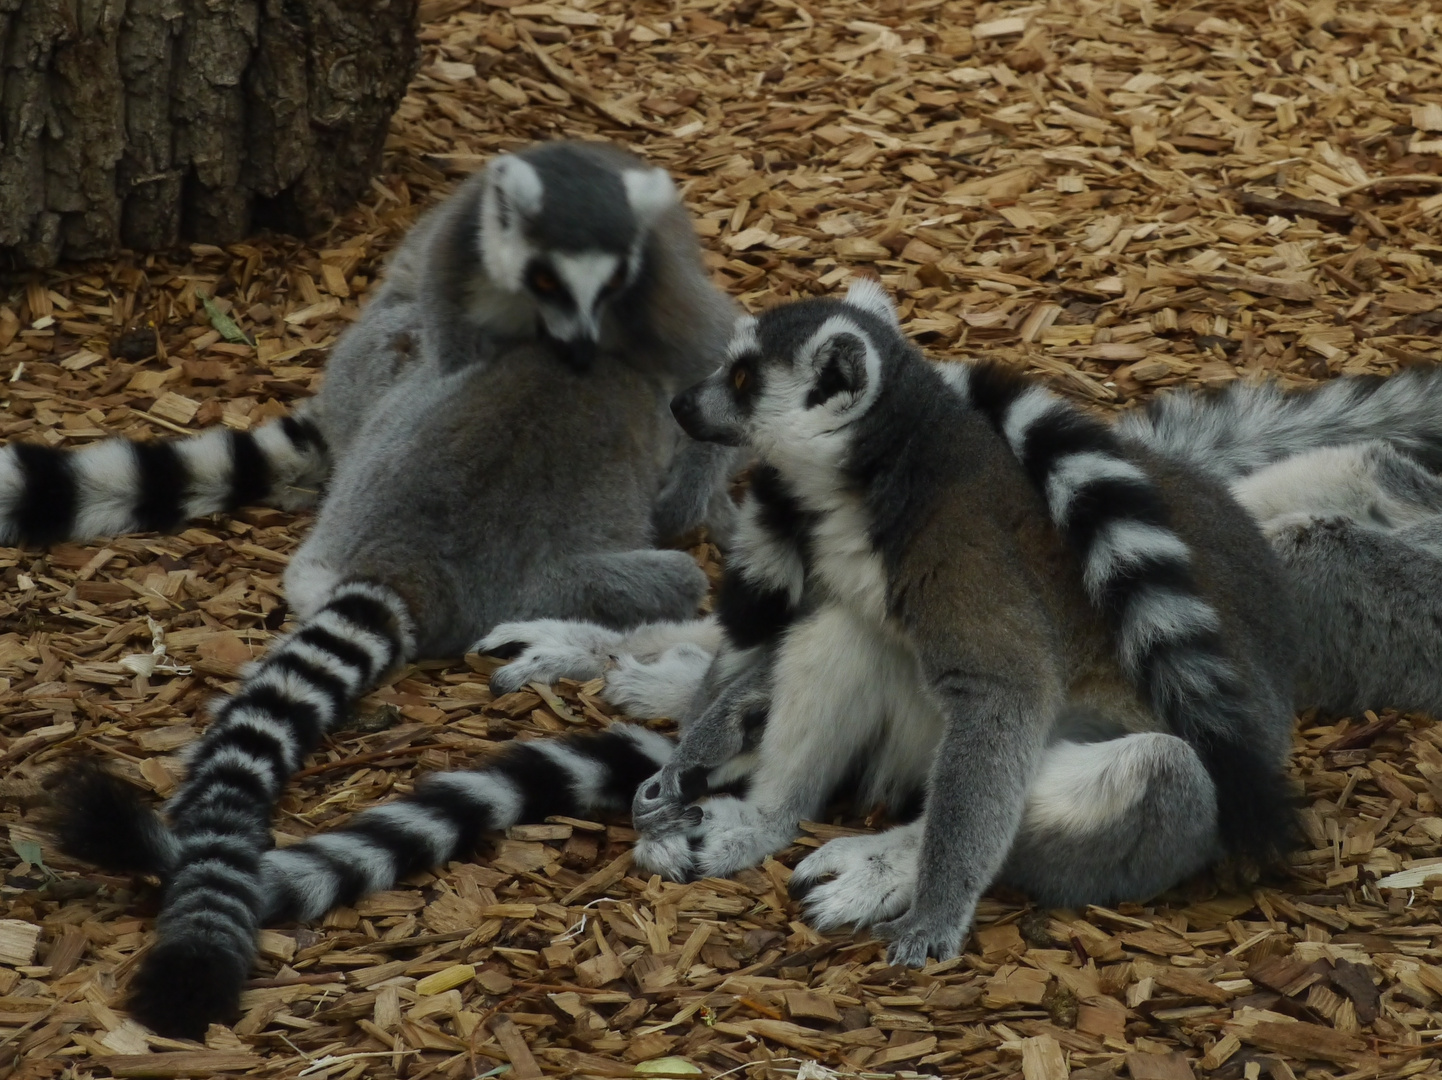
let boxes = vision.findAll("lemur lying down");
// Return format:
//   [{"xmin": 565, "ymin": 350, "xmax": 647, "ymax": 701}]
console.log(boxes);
[{"xmin": 184, "ymin": 281, "xmax": 1442, "ymax": 972}]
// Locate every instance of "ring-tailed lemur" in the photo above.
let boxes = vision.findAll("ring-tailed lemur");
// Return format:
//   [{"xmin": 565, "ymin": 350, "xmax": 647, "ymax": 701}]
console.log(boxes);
[
  {"xmin": 51, "ymin": 339, "xmax": 722, "ymax": 1038},
  {"xmin": 218, "ymin": 281, "xmax": 1303, "ymax": 972},
  {"xmin": 2, "ymin": 141, "xmax": 739, "ymax": 549},
  {"xmin": 46, "ymin": 144, "xmax": 744, "ymax": 1039}
]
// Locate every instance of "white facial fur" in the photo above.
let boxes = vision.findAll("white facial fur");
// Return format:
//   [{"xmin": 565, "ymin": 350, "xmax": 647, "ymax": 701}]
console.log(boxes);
[
  {"xmin": 479, "ymin": 155, "xmax": 544, "ymax": 291},
  {"xmin": 545, "ymin": 251, "xmax": 623, "ymax": 343},
  {"xmin": 622, "ymin": 167, "xmax": 679, "ymax": 230}
]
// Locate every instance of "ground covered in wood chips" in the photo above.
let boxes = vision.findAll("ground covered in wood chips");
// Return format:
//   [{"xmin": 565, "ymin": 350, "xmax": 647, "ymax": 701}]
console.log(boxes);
[{"xmin": 4, "ymin": 0, "xmax": 1442, "ymax": 1078}]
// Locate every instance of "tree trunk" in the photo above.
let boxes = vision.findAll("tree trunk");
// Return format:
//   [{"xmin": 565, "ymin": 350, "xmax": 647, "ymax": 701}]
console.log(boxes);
[{"xmin": 0, "ymin": 0, "xmax": 419, "ymax": 270}]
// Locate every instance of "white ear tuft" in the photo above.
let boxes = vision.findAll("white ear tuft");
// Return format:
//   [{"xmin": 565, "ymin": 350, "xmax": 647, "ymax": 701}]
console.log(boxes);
[
  {"xmin": 843, "ymin": 277, "xmax": 900, "ymax": 329},
  {"xmin": 623, "ymin": 167, "xmax": 679, "ymax": 229},
  {"xmin": 487, "ymin": 155, "xmax": 544, "ymax": 218}
]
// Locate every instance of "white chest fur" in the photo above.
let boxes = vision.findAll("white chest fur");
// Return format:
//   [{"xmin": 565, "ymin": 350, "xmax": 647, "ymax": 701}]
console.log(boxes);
[{"xmin": 809, "ymin": 492, "xmax": 889, "ymax": 621}]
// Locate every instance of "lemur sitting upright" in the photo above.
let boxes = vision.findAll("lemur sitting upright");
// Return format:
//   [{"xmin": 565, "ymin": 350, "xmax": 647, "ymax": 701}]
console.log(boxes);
[
  {"xmin": 42, "ymin": 142, "xmax": 742, "ymax": 1038},
  {"xmin": 481, "ymin": 284, "xmax": 1442, "ymax": 959}
]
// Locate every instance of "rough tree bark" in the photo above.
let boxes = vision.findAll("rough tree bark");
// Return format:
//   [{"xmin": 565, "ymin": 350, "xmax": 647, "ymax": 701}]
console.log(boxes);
[{"xmin": 0, "ymin": 0, "xmax": 419, "ymax": 269}]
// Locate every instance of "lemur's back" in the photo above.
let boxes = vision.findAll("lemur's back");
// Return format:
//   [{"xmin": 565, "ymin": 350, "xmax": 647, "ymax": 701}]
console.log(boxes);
[{"xmin": 286, "ymin": 344, "xmax": 681, "ymax": 656}]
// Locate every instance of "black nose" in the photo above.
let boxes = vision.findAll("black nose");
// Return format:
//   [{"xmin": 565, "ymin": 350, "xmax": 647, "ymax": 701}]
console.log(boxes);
[
  {"xmin": 670, "ymin": 387, "xmax": 701, "ymax": 433},
  {"xmin": 560, "ymin": 336, "xmax": 596, "ymax": 372}
]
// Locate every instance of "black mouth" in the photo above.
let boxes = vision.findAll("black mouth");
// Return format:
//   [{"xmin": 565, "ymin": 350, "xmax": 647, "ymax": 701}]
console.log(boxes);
[{"xmin": 539, "ymin": 323, "xmax": 596, "ymax": 372}]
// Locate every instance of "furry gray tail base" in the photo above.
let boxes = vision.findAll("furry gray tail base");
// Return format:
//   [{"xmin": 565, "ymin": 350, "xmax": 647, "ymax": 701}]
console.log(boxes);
[
  {"xmin": 262, "ymin": 725, "xmax": 674, "ymax": 922},
  {"xmin": 0, "ymin": 410, "xmax": 326, "ymax": 547},
  {"xmin": 1119, "ymin": 366, "xmax": 1442, "ymax": 480}
]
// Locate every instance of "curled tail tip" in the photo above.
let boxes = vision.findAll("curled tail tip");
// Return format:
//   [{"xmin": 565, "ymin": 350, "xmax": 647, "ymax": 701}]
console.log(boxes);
[
  {"xmin": 1210, "ymin": 753, "xmax": 1303, "ymax": 866},
  {"xmin": 129, "ymin": 938, "xmax": 251, "ymax": 1040},
  {"xmin": 43, "ymin": 758, "xmax": 177, "ymax": 876}
]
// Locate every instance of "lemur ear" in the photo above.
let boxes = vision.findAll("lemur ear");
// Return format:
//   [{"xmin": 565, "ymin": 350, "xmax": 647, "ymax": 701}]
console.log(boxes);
[
  {"xmin": 485, "ymin": 155, "xmax": 545, "ymax": 225},
  {"xmin": 480, "ymin": 155, "xmax": 545, "ymax": 289},
  {"xmin": 623, "ymin": 167, "xmax": 679, "ymax": 230},
  {"xmin": 725, "ymin": 314, "xmax": 760, "ymax": 360},
  {"xmin": 806, "ymin": 330, "xmax": 870, "ymax": 409},
  {"xmin": 843, "ymin": 277, "xmax": 900, "ymax": 329}
]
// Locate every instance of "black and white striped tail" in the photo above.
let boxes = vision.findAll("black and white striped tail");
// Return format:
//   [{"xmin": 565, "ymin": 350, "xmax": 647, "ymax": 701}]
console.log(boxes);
[
  {"xmin": 954, "ymin": 361, "xmax": 1296, "ymax": 861},
  {"xmin": 259, "ymin": 725, "xmax": 674, "ymax": 923},
  {"xmin": 0, "ymin": 408, "xmax": 326, "ymax": 547},
  {"xmin": 51, "ymin": 580, "xmax": 411, "ymax": 1038}
]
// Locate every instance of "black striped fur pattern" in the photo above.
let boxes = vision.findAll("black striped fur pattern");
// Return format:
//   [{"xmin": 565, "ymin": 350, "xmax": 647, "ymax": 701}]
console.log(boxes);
[
  {"xmin": 51, "ymin": 579, "xmax": 412, "ymax": 1039},
  {"xmin": 259, "ymin": 725, "xmax": 674, "ymax": 922},
  {"xmin": 0, "ymin": 411, "xmax": 326, "ymax": 547},
  {"xmin": 714, "ymin": 464, "xmax": 812, "ymax": 649},
  {"xmin": 950, "ymin": 359, "xmax": 1295, "ymax": 859}
]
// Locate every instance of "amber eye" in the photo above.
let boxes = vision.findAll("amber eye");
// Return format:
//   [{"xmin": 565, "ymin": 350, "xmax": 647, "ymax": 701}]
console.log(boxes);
[
  {"xmin": 732, "ymin": 365, "xmax": 750, "ymax": 391},
  {"xmin": 529, "ymin": 267, "xmax": 560, "ymax": 294},
  {"xmin": 605, "ymin": 265, "xmax": 628, "ymax": 293}
]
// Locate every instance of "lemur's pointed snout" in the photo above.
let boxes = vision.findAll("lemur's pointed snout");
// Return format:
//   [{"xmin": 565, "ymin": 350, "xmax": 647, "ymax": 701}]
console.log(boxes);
[{"xmin": 671, "ymin": 383, "xmax": 743, "ymax": 445}]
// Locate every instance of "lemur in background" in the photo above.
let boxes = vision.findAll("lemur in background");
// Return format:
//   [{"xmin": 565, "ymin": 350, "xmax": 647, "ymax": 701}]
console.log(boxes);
[
  {"xmin": 44, "ymin": 142, "xmax": 743, "ymax": 1038},
  {"xmin": 0, "ymin": 141, "xmax": 738, "ymax": 549}
]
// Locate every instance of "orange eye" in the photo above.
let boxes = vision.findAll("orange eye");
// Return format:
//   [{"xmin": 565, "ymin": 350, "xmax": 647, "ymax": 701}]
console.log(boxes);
[
  {"xmin": 529, "ymin": 268, "xmax": 559, "ymax": 294},
  {"xmin": 732, "ymin": 366, "xmax": 749, "ymax": 391}
]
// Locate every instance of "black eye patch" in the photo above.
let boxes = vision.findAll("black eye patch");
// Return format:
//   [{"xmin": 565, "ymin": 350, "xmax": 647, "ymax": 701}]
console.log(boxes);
[
  {"xmin": 728, "ymin": 352, "xmax": 761, "ymax": 405},
  {"xmin": 525, "ymin": 262, "xmax": 574, "ymax": 308}
]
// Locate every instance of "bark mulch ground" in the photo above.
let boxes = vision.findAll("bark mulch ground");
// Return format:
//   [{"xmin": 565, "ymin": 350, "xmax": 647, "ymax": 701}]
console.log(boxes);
[{"xmin": 2, "ymin": 1, "xmax": 1442, "ymax": 1079}]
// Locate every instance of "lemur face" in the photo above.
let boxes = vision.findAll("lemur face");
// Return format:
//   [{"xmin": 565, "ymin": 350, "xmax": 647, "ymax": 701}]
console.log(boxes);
[
  {"xmin": 671, "ymin": 279, "xmax": 900, "ymax": 462},
  {"xmin": 478, "ymin": 148, "xmax": 679, "ymax": 371}
]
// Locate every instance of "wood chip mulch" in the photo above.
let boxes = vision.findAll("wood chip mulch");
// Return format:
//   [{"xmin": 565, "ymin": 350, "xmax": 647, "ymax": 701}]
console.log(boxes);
[{"xmin": 3, "ymin": 1, "xmax": 1442, "ymax": 1079}]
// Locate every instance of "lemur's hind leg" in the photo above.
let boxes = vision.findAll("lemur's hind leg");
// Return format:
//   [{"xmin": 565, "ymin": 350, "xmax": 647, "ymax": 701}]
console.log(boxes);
[
  {"xmin": 1232, "ymin": 440, "xmax": 1442, "ymax": 531},
  {"xmin": 536, "ymin": 549, "xmax": 709, "ymax": 627},
  {"xmin": 789, "ymin": 733, "xmax": 1220, "ymax": 935},
  {"xmin": 999, "ymin": 733, "xmax": 1221, "ymax": 906},
  {"xmin": 788, "ymin": 820, "xmax": 923, "ymax": 930}
]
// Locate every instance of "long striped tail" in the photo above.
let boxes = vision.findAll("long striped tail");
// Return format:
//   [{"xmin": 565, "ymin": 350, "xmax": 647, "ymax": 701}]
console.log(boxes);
[
  {"xmin": 261, "ymin": 725, "xmax": 674, "ymax": 922},
  {"xmin": 1116, "ymin": 366, "xmax": 1442, "ymax": 481},
  {"xmin": 0, "ymin": 407, "xmax": 327, "ymax": 547},
  {"xmin": 49, "ymin": 580, "xmax": 412, "ymax": 1039},
  {"xmin": 957, "ymin": 361, "xmax": 1297, "ymax": 862}
]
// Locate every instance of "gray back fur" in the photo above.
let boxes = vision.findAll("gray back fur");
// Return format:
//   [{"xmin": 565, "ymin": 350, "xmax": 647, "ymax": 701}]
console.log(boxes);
[{"xmin": 286, "ymin": 342, "xmax": 708, "ymax": 657}]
